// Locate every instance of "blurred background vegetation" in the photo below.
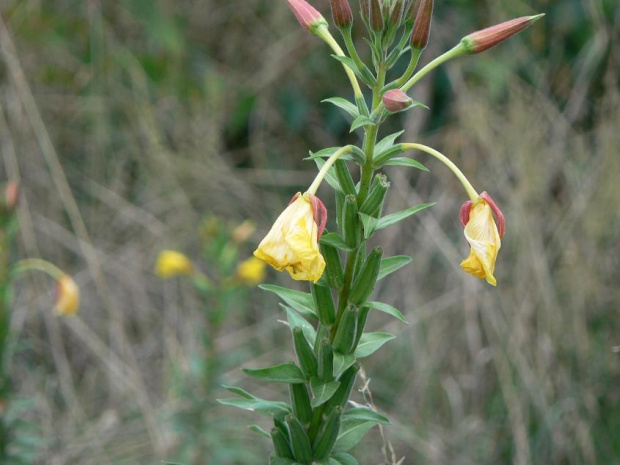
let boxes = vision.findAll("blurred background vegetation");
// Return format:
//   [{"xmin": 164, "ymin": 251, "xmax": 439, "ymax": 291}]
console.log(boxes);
[{"xmin": 0, "ymin": 0, "xmax": 618, "ymax": 463}]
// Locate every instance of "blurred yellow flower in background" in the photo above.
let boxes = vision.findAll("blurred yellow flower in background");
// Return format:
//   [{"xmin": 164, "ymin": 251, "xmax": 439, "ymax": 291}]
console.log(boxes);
[
  {"xmin": 55, "ymin": 274, "xmax": 80, "ymax": 316},
  {"xmin": 460, "ymin": 192, "xmax": 505, "ymax": 286},
  {"xmin": 236, "ymin": 256, "xmax": 266, "ymax": 286},
  {"xmin": 155, "ymin": 250, "xmax": 194, "ymax": 279},
  {"xmin": 254, "ymin": 192, "xmax": 327, "ymax": 283}
]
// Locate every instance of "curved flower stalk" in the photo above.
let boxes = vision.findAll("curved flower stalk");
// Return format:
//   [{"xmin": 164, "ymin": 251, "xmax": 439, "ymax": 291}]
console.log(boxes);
[{"xmin": 222, "ymin": 2, "xmax": 543, "ymax": 462}]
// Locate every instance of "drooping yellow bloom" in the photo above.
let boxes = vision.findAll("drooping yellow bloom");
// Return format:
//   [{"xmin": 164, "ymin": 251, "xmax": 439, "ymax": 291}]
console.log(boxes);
[
  {"xmin": 236, "ymin": 256, "xmax": 267, "ymax": 286},
  {"xmin": 55, "ymin": 274, "xmax": 80, "ymax": 316},
  {"xmin": 155, "ymin": 250, "xmax": 194, "ymax": 279},
  {"xmin": 460, "ymin": 194, "xmax": 503, "ymax": 286},
  {"xmin": 254, "ymin": 192, "xmax": 326, "ymax": 283}
]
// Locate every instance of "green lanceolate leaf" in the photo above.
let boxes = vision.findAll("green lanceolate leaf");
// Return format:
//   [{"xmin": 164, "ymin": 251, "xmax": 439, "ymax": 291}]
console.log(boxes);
[
  {"xmin": 343, "ymin": 407, "xmax": 391, "ymax": 425},
  {"xmin": 358, "ymin": 212, "xmax": 379, "ymax": 239},
  {"xmin": 306, "ymin": 147, "xmax": 356, "ymax": 162},
  {"xmin": 354, "ymin": 332, "xmax": 397, "ymax": 358},
  {"xmin": 335, "ymin": 160, "xmax": 357, "ymax": 196},
  {"xmin": 322, "ymin": 97, "xmax": 359, "ymax": 119},
  {"xmin": 378, "ymin": 255, "xmax": 412, "ymax": 280},
  {"xmin": 374, "ymin": 130, "xmax": 405, "ymax": 155},
  {"xmin": 329, "ymin": 452, "xmax": 359, "ymax": 465},
  {"xmin": 383, "ymin": 157, "xmax": 429, "ymax": 171},
  {"xmin": 320, "ymin": 233, "xmax": 354, "ymax": 252},
  {"xmin": 315, "ymin": 158, "xmax": 342, "ymax": 192},
  {"xmin": 333, "ymin": 419, "xmax": 379, "ymax": 453},
  {"xmin": 284, "ymin": 305, "xmax": 318, "ymax": 345},
  {"xmin": 375, "ymin": 202, "xmax": 435, "ymax": 231},
  {"xmin": 310, "ymin": 378, "xmax": 341, "ymax": 408},
  {"xmin": 222, "ymin": 385, "xmax": 255, "ymax": 399},
  {"xmin": 249, "ymin": 424, "xmax": 271, "ymax": 439},
  {"xmin": 365, "ymin": 301, "xmax": 409, "ymax": 324},
  {"xmin": 269, "ymin": 456, "xmax": 297, "ymax": 465},
  {"xmin": 260, "ymin": 284, "xmax": 316, "ymax": 319},
  {"xmin": 217, "ymin": 398, "xmax": 291, "ymax": 417},
  {"xmin": 329, "ymin": 54, "xmax": 374, "ymax": 87},
  {"xmin": 243, "ymin": 363, "xmax": 306, "ymax": 384},
  {"xmin": 332, "ymin": 352, "xmax": 356, "ymax": 380},
  {"xmin": 326, "ymin": 364, "xmax": 359, "ymax": 411},
  {"xmin": 271, "ymin": 427, "xmax": 295, "ymax": 459},
  {"xmin": 350, "ymin": 115, "xmax": 375, "ymax": 133}
]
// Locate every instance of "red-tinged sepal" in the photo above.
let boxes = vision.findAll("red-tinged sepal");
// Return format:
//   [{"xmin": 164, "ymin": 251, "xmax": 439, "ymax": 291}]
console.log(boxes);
[
  {"xmin": 480, "ymin": 191, "xmax": 505, "ymax": 238},
  {"xmin": 459, "ymin": 200, "xmax": 473, "ymax": 228},
  {"xmin": 308, "ymin": 193, "xmax": 328, "ymax": 237}
]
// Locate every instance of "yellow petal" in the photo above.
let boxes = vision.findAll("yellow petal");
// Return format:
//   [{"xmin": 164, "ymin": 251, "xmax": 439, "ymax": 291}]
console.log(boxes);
[
  {"xmin": 155, "ymin": 250, "xmax": 194, "ymax": 279},
  {"xmin": 254, "ymin": 193, "xmax": 326, "ymax": 283},
  {"xmin": 460, "ymin": 200, "xmax": 501, "ymax": 286},
  {"xmin": 55, "ymin": 275, "xmax": 80, "ymax": 316}
]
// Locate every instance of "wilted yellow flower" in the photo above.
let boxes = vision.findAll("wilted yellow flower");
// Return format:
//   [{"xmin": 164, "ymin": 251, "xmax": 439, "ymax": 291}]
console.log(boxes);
[
  {"xmin": 459, "ymin": 192, "xmax": 505, "ymax": 286},
  {"xmin": 236, "ymin": 256, "xmax": 266, "ymax": 286},
  {"xmin": 155, "ymin": 250, "xmax": 194, "ymax": 278},
  {"xmin": 254, "ymin": 192, "xmax": 327, "ymax": 283},
  {"xmin": 55, "ymin": 274, "xmax": 80, "ymax": 316}
]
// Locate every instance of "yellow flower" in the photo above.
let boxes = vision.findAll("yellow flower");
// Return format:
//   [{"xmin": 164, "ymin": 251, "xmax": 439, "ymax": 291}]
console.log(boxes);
[
  {"xmin": 460, "ymin": 192, "xmax": 505, "ymax": 286},
  {"xmin": 155, "ymin": 250, "xmax": 194, "ymax": 279},
  {"xmin": 254, "ymin": 192, "xmax": 327, "ymax": 283},
  {"xmin": 55, "ymin": 274, "xmax": 80, "ymax": 316},
  {"xmin": 236, "ymin": 256, "xmax": 267, "ymax": 286}
]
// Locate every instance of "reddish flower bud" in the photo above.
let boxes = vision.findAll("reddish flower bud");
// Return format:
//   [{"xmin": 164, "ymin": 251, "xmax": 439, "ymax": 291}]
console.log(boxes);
[
  {"xmin": 382, "ymin": 89, "xmax": 413, "ymax": 112},
  {"xmin": 460, "ymin": 192, "xmax": 505, "ymax": 239},
  {"xmin": 369, "ymin": 0, "xmax": 383, "ymax": 31},
  {"xmin": 330, "ymin": 0, "xmax": 353, "ymax": 28},
  {"xmin": 2, "ymin": 181, "xmax": 19, "ymax": 214},
  {"xmin": 389, "ymin": 0, "xmax": 406, "ymax": 27},
  {"xmin": 286, "ymin": 0, "xmax": 328, "ymax": 33},
  {"xmin": 411, "ymin": 0, "xmax": 433, "ymax": 49},
  {"xmin": 405, "ymin": 0, "xmax": 421, "ymax": 24},
  {"xmin": 358, "ymin": 0, "xmax": 370, "ymax": 22},
  {"xmin": 461, "ymin": 14, "xmax": 544, "ymax": 54}
]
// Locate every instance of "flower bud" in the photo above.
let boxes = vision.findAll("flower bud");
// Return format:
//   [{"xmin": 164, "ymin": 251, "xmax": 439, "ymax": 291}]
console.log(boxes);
[
  {"xmin": 236, "ymin": 256, "xmax": 266, "ymax": 286},
  {"xmin": 353, "ymin": 305, "xmax": 370, "ymax": 350},
  {"xmin": 360, "ymin": 173, "xmax": 390, "ymax": 217},
  {"xmin": 311, "ymin": 282, "xmax": 336, "ymax": 326},
  {"xmin": 289, "ymin": 383, "xmax": 313, "ymax": 424},
  {"xmin": 1, "ymin": 181, "xmax": 19, "ymax": 215},
  {"xmin": 285, "ymin": 415, "xmax": 313, "ymax": 464},
  {"xmin": 330, "ymin": 0, "xmax": 353, "ymax": 28},
  {"xmin": 332, "ymin": 306, "xmax": 358, "ymax": 354},
  {"xmin": 411, "ymin": 0, "xmax": 433, "ymax": 49},
  {"xmin": 231, "ymin": 220, "xmax": 256, "ymax": 243},
  {"xmin": 369, "ymin": 0, "xmax": 384, "ymax": 31},
  {"xmin": 461, "ymin": 14, "xmax": 544, "ymax": 54},
  {"xmin": 335, "ymin": 160, "xmax": 357, "ymax": 197},
  {"xmin": 382, "ymin": 89, "xmax": 413, "ymax": 112},
  {"xmin": 55, "ymin": 274, "xmax": 80, "ymax": 316},
  {"xmin": 271, "ymin": 428, "xmax": 294, "ymax": 460},
  {"xmin": 389, "ymin": 0, "xmax": 406, "ymax": 27},
  {"xmin": 155, "ymin": 250, "xmax": 194, "ymax": 279},
  {"xmin": 312, "ymin": 406, "xmax": 343, "ymax": 459},
  {"xmin": 293, "ymin": 327, "xmax": 318, "ymax": 379},
  {"xmin": 405, "ymin": 0, "xmax": 421, "ymax": 24},
  {"xmin": 325, "ymin": 363, "xmax": 359, "ymax": 410},
  {"xmin": 358, "ymin": 0, "xmax": 370, "ymax": 22},
  {"xmin": 318, "ymin": 338, "xmax": 334, "ymax": 381},
  {"xmin": 286, "ymin": 0, "xmax": 328, "ymax": 33},
  {"xmin": 349, "ymin": 247, "xmax": 383, "ymax": 305}
]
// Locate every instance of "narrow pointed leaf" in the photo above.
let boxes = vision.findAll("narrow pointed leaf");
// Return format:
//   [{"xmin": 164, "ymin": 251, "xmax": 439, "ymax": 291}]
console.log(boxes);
[
  {"xmin": 310, "ymin": 378, "xmax": 341, "ymax": 408},
  {"xmin": 283, "ymin": 305, "xmax": 317, "ymax": 344},
  {"xmin": 322, "ymin": 97, "xmax": 360, "ymax": 119},
  {"xmin": 332, "ymin": 352, "xmax": 356, "ymax": 378},
  {"xmin": 354, "ymin": 332, "xmax": 396, "ymax": 358},
  {"xmin": 350, "ymin": 115, "xmax": 375, "ymax": 133},
  {"xmin": 333, "ymin": 419, "xmax": 377, "ymax": 452},
  {"xmin": 217, "ymin": 398, "xmax": 291, "ymax": 416},
  {"xmin": 374, "ymin": 130, "xmax": 405, "ymax": 155},
  {"xmin": 376, "ymin": 202, "xmax": 435, "ymax": 231},
  {"xmin": 320, "ymin": 232, "xmax": 354, "ymax": 251},
  {"xmin": 365, "ymin": 301, "xmax": 409, "ymax": 324},
  {"xmin": 243, "ymin": 363, "xmax": 306, "ymax": 383},
  {"xmin": 384, "ymin": 157, "xmax": 429, "ymax": 171},
  {"xmin": 343, "ymin": 407, "xmax": 391, "ymax": 424},
  {"xmin": 330, "ymin": 453, "xmax": 360, "ymax": 465},
  {"xmin": 358, "ymin": 212, "xmax": 379, "ymax": 239},
  {"xmin": 222, "ymin": 385, "xmax": 255, "ymax": 400},
  {"xmin": 260, "ymin": 284, "xmax": 316, "ymax": 318},
  {"xmin": 378, "ymin": 255, "xmax": 412, "ymax": 280},
  {"xmin": 249, "ymin": 424, "xmax": 271, "ymax": 438}
]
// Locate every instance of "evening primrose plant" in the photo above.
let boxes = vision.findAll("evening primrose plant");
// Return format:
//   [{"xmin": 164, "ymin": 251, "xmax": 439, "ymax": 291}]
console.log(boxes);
[
  {"xmin": 0, "ymin": 181, "xmax": 80, "ymax": 463},
  {"xmin": 219, "ymin": 1, "xmax": 542, "ymax": 463}
]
